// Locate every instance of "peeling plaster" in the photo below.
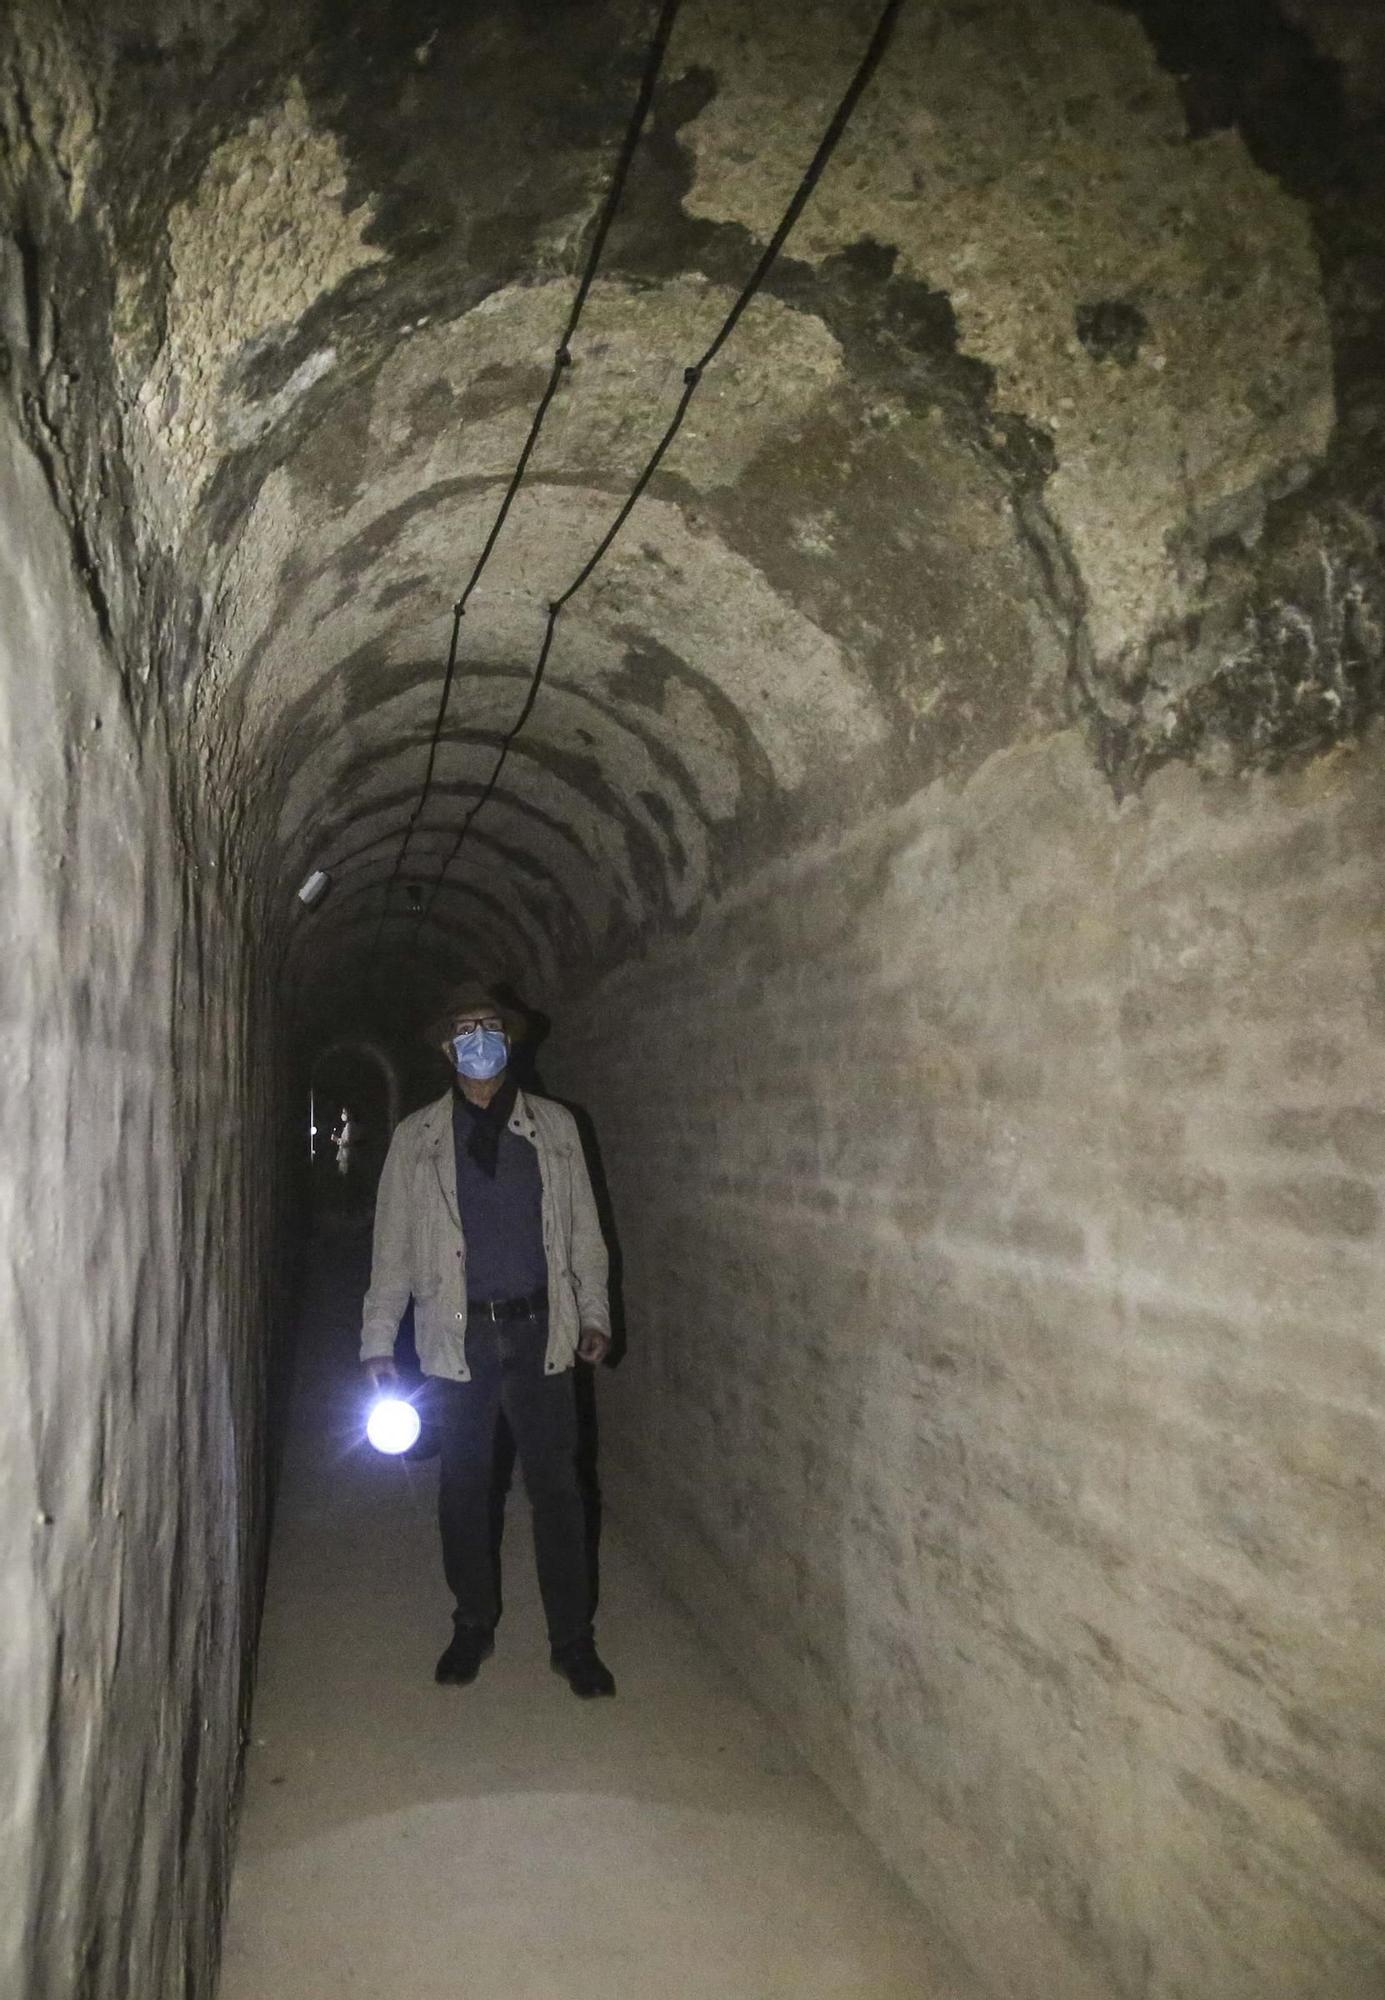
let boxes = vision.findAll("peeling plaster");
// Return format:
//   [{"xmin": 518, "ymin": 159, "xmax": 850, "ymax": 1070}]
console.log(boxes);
[
  {"xmin": 675, "ymin": 0, "xmax": 1335, "ymax": 665},
  {"xmin": 224, "ymin": 344, "xmax": 338, "ymax": 449},
  {"xmin": 0, "ymin": 15, "xmax": 98, "ymax": 218},
  {"xmin": 134, "ymin": 81, "xmax": 384, "ymax": 502}
]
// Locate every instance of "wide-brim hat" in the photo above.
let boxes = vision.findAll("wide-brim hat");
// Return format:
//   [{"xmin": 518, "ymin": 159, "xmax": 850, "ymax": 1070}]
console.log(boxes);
[{"xmin": 424, "ymin": 982, "xmax": 529, "ymax": 1048}]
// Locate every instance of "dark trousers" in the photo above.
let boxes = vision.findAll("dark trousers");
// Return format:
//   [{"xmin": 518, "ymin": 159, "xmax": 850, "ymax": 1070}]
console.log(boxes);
[{"xmin": 431, "ymin": 1311, "xmax": 591, "ymax": 1650}]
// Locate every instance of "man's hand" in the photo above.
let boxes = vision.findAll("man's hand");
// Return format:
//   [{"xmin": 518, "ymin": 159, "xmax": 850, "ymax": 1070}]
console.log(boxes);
[
  {"xmin": 363, "ymin": 1356, "xmax": 400, "ymax": 1389},
  {"xmin": 577, "ymin": 1326, "xmax": 611, "ymax": 1365}
]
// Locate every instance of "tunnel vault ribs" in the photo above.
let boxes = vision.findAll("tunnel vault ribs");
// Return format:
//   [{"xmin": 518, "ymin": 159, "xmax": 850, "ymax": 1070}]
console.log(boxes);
[
  {"xmin": 204, "ymin": 0, "xmax": 1367, "ymax": 1041},
  {"xmin": 8, "ymin": 2, "xmax": 1377, "ymax": 1036},
  {"xmin": 371, "ymin": 0, "xmax": 906, "ymax": 983},
  {"xmin": 368, "ymin": 0, "xmax": 685, "ymax": 966},
  {"xmin": 205, "ymin": 0, "xmax": 1063, "ymax": 1034}
]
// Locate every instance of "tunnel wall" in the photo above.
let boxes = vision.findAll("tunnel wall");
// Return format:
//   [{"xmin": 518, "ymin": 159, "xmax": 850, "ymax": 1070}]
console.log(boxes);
[
  {"xmin": 551, "ymin": 726, "xmax": 1385, "ymax": 2000},
  {"xmin": 0, "ymin": 404, "xmax": 277, "ymax": 1999}
]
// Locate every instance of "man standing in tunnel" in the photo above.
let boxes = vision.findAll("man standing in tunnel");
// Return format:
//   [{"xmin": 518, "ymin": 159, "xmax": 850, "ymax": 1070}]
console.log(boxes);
[{"xmin": 360, "ymin": 985, "xmax": 616, "ymax": 1697}]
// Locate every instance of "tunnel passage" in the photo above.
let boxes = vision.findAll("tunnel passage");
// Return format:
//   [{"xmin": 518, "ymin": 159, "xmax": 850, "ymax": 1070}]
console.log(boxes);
[
  {"xmin": 3, "ymin": 2, "xmax": 1385, "ymax": 1998},
  {"xmin": 308, "ymin": 1036, "xmax": 399, "ymax": 1213}
]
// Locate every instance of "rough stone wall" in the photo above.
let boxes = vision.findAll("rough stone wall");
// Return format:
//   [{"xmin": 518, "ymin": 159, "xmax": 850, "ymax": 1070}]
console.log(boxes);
[
  {"xmin": 549, "ymin": 726, "xmax": 1385, "ymax": 2000},
  {"xmin": 0, "ymin": 402, "xmax": 278, "ymax": 1999},
  {"xmin": 1, "ymin": 13, "xmax": 285, "ymax": 1992}
]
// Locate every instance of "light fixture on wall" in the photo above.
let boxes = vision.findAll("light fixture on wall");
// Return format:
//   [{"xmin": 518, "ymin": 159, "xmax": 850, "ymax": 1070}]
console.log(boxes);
[{"xmin": 297, "ymin": 869, "xmax": 331, "ymax": 908}]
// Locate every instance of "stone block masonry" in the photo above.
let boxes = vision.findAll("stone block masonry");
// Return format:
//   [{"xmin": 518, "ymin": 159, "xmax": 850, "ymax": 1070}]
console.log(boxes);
[
  {"xmin": 0, "ymin": 406, "xmax": 280, "ymax": 2000},
  {"xmin": 550, "ymin": 726, "xmax": 1385, "ymax": 2000}
]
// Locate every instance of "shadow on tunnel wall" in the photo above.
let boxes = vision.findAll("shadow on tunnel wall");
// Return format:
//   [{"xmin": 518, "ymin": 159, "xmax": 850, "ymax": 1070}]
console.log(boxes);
[{"xmin": 506, "ymin": 985, "xmax": 628, "ymax": 1622}]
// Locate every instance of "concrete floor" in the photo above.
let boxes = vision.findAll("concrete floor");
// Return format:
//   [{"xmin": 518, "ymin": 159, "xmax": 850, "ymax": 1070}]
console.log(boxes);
[{"xmin": 218, "ymin": 1234, "xmax": 971, "ymax": 2000}]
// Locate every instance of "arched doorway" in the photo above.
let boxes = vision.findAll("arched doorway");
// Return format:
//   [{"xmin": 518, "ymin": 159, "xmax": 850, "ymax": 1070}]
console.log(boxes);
[{"xmin": 308, "ymin": 1038, "xmax": 402, "ymax": 1221}]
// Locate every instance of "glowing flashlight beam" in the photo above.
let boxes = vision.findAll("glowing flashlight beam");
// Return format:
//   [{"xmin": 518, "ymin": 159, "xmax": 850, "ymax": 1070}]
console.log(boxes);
[{"xmin": 366, "ymin": 1396, "xmax": 421, "ymax": 1455}]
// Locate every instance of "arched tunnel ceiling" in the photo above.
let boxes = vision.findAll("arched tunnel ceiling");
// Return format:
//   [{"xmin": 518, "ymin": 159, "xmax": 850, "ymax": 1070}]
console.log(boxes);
[{"xmin": 75, "ymin": 0, "xmax": 1379, "ymax": 1035}]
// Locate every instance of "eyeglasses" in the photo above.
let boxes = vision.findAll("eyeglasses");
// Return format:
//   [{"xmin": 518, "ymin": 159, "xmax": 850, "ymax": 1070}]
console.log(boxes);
[{"xmin": 451, "ymin": 1017, "xmax": 505, "ymax": 1037}]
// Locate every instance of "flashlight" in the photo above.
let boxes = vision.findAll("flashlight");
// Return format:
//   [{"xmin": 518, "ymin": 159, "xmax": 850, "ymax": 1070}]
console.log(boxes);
[{"xmin": 366, "ymin": 1395, "xmax": 421, "ymax": 1455}]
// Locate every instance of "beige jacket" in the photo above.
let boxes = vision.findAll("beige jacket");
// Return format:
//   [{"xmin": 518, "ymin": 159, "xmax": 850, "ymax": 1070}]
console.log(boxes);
[{"xmin": 359, "ymin": 1086, "xmax": 610, "ymax": 1381}]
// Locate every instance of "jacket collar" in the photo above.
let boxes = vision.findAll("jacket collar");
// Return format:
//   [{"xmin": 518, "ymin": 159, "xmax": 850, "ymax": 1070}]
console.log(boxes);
[{"xmin": 423, "ymin": 1082, "xmax": 534, "ymax": 1149}]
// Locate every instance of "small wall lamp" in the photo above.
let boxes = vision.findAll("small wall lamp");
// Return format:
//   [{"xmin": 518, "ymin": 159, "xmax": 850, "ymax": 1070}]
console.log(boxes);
[{"xmin": 297, "ymin": 869, "xmax": 331, "ymax": 909}]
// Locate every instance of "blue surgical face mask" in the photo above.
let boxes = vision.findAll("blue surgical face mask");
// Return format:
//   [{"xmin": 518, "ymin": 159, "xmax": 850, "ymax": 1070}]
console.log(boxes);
[{"xmin": 451, "ymin": 1027, "xmax": 509, "ymax": 1080}]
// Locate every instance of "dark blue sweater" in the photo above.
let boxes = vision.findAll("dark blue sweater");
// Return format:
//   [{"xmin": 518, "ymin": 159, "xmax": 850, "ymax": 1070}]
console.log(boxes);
[{"xmin": 452, "ymin": 1097, "xmax": 548, "ymax": 1301}]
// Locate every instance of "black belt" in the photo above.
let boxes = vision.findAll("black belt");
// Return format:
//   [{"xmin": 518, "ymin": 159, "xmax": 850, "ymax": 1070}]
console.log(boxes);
[{"xmin": 467, "ymin": 1287, "xmax": 547, "ymax": 1322}]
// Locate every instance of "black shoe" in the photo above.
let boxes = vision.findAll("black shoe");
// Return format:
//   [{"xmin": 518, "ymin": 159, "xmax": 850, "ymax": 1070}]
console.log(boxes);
[
  {"xmin": 435, "ymin": 1624, "xmax": 495, "ymax": 1685},
  {"xmin": 550, "ymin": 1637, "xmax": 616, "ymax": 1698}
]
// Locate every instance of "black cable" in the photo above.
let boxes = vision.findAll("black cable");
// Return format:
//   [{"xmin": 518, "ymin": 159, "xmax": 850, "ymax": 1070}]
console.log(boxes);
[
  {"xmin": 413, "ymin": 0, "xmax": 904, "ymax": 934},
  {"xmin": 366, "ymin": 0, "xmax": 683, "ymax": 964}
]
